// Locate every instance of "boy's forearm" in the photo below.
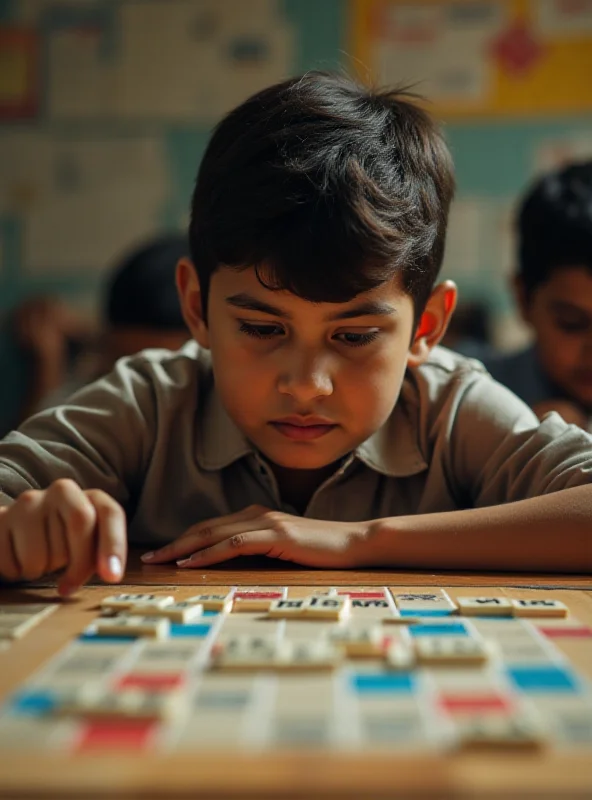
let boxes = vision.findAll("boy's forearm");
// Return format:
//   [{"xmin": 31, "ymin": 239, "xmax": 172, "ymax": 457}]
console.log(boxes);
[{"xmin": 369, "ymin": 485, "xmax": 592, "ymax": 573}]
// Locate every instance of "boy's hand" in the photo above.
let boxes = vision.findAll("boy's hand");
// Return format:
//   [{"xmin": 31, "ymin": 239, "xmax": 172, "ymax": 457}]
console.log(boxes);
[
  {"xmin": 141, "ymin": 505, "xmax": 373, "ymax": 569},
  {"xmin": 0, "ymin": 480, "xmax": 127, "ymax": 596}
]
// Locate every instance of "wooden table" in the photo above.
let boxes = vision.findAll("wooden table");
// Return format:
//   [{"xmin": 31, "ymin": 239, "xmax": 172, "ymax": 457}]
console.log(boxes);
[{"xmin": 0, "ymin": 552, "xmax": 591, "ymax": 799}]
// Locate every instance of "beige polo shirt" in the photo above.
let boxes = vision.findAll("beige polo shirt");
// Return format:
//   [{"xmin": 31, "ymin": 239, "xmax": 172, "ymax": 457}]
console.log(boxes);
[{"xmin": 0, "ymin": 342, "xmax": 591, "ymax": 545}]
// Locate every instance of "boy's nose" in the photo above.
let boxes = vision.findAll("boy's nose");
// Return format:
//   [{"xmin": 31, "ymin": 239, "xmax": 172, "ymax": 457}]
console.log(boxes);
[{"xmin": 277, "ymin": 351, "xmax": 334, "ymax": 401}]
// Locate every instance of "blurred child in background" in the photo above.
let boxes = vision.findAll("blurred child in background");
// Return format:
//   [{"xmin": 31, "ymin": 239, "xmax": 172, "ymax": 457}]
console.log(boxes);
[
  {"xmin": 12, "ymin": 233, "xmax": 189, "ymax": 421},
  {"xmin": 484, "ymin": 161, "xmax": 592, "ymax": 430}
]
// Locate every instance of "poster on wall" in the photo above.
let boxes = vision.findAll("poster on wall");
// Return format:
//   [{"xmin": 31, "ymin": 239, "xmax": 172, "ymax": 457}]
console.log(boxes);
[
  {"xmin": 0, "ymin": 28, "xmax": 38, "ymax": 119},
  {"xmin": 350, "ymin": 0, "xmax": 592, "ymax": 117},
  {"xmin": 43, "ymin": 0, "xmax": 295, "ymax": 122}
]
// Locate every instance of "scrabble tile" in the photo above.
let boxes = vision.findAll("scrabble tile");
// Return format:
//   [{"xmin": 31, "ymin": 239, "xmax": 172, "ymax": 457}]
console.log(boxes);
[
  {"xmin": 232, "ymin": 590, "xmax": 284, "ymax": 613},
  {"xmin": 210, "ymin": 636, "xmax": 282, "ymax": 670},
  {"xmin": 185, "ymin": 594, "xmax": 233, "ymax": 613},
  {"xmin": 100, "ymin": 594, "xmax": 174, "ymax": 611},
  {"xmin": 414, "ymin": 637, "xmax": 493, "ymax": 666},
  {"xmin": 276, "ymin": 640, "xmax": 339, "ymax": 672},
  {"xmin": 394, "ymin": 590, "xmax": 457, "ymax": 616},
  {"xmin": 95, "ymin": 616, "xmax": 170, "ymax": 639},
  {"xmin": 325, "ymin": 625, "xmax": 384, "ymax": 657},
  {"xmin": 303, "ymin": 595, "xmax": 351, "ymax": 621},
  {"xmin": 510, "ymin": 599, "xmax": 568, "ymax": 618},
  {"xmin": 58, "ymin": 687, "xmax": 182, "ymax": 720},
  {"xmin": 456, "ymin": 597, "xmax": 514, "ymax": 616},
  {"xmin": 454, "ymin": 713, "xmax": 547, "ymax": 749},
  {"xmin": 232, "ymin": 598, "xmax": 276, "ymax": 613},
  {"xmin": 385, "ymin": 641, "xmax": 416, "ymax": 671},
  {"xmin": 267, "ymin": 599, "xmax": 308, "ymax": 618},
  {"xmin": 132, "ymin": 602, "xmax": 204, "ymax": 623}
]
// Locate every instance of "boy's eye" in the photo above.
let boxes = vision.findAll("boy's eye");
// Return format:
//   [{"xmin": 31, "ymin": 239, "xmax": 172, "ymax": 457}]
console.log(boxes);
[
  {"xmin": 555, "ymin": 319, "xmax": 590, "ymax": 334},
  {"xmin": 239, "ymin": 322, "xmax": 284, "ymax": 339},
  {"xmin": 334, "ymin": 330, "xmax": 380, "ymax": 347}
]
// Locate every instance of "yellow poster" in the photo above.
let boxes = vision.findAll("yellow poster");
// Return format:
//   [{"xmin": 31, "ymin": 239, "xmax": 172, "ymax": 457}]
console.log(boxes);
[{"xmin": 350, "ymin": 0, "xmax": 592, "ymax": 117}]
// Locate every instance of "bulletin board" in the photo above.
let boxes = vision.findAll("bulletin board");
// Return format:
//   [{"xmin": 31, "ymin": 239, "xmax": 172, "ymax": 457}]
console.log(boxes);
[{"xmin": 350, "ymin": 0, "xmax": 592, "ymax": 118}]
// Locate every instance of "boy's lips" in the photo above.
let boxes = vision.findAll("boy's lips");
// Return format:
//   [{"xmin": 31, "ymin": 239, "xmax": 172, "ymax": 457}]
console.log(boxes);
[{"xmin": 270, "ymin": 416, "xmax": 338, "ymax": 441}]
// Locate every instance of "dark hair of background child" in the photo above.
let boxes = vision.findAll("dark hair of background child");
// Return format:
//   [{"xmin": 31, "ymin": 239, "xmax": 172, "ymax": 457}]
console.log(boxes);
[{"xmin": 517, "ymin": 160, "xmax": 592, "ymax": 297}]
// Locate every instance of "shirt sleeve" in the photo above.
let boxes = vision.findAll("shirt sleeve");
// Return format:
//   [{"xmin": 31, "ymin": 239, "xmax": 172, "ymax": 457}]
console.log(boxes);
[
  {"xmin": 0, "ymin": 355, "xmax": 157, "ymax": 509},
  {"xmin": 440, "ymin": 371, "xmax": 592, "ymax": 507}
]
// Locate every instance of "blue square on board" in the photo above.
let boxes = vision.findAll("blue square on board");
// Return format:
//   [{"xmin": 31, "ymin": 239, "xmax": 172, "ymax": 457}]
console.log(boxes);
[
  {"xmin": 170, "ymin": 623, "xmax": 211, "ymax": 638},
  {"xmin": 408, "ymin": 623, "xmax": 468, "ymax": 637},
  {"xmin": 507, "ymin": 666, "xmax": 581, "ymax": 693},
  {"xmin": 351, "ymin": 673, "xmax": 415, "ymax": 694},
  {"xmin": 8, "ymin": 689, "xmax": 58, "ymax": 716}
]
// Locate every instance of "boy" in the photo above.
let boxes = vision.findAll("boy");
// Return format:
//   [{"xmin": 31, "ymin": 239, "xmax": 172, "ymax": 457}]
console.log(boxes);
[
  {"xmin": 485, "ymin": 161, "xmax": 592, "ymax": 430},
  {"xmin": 0, "ymin": 72, "xmax": 590, "ymax": 596}
]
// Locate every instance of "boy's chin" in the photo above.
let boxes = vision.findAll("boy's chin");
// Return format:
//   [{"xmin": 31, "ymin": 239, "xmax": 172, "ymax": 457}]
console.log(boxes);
[{"xmin": 258, "ymin": 442, "xmax": 348, "ymax": 472}]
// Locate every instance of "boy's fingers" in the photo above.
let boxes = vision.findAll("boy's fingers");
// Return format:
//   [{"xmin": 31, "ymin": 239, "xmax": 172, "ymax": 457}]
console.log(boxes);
[
  {"xmin": 177, "ymin": 531, "xmax": 275, "ymax": 568},
  {"xmin": 10, "ymin": 492, "xmax": 50, "ymax": 580},
  {"xmin": 143, "ymin": 517, "xmax": 269, "ymax": 563},
  {"xmin": 0, "ymin": 529, "xmax": 21, "ymax": 581},
  {"xmin": 85, "ymin": 490, "xmax": 127, "ymax": 583},
  {"xmin": 142, "ymin": 505, "xmax": 270, "ymax": 563},
  {"xmin": 53, "ymin": 483, "xmax": 98, "ymax": 595}
]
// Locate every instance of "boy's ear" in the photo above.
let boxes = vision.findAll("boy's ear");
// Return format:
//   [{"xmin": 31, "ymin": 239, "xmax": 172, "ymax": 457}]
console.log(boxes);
[
  {"xmin": 176, "ymin": 258, "xmax": 210, "ymax": 349},
  {"xmin": 407, "ymin": 280, "xmax": 457, "ymax": 367}
]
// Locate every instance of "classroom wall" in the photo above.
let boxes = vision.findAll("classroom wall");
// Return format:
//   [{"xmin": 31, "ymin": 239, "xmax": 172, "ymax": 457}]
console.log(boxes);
[{"xmin": 1, "ymin": 0, "xmax": 591, "ymax": 427}]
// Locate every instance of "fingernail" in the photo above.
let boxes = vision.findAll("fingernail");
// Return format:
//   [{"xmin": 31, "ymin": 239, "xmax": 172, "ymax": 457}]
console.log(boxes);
[
  {"xmin": 141, "ymin": 551, "xmax": 155, "ymax": 562},
  {"xmin": 176, "ymin": 558, "xmax": 192, "ymax": 567},
  {"xmin": 108, "ymin": 555, "xmax": 122, "ymax": 579}
]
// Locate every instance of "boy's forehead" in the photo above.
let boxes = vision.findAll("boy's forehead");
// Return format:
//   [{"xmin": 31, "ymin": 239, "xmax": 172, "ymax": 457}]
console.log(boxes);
[
  {"xmin": 211, "ymin": 265, "xmax": 412, "ymax": 315},
  {"xmin": 541, "ymin": 265, "xmax": 592, "ymax": 310}
]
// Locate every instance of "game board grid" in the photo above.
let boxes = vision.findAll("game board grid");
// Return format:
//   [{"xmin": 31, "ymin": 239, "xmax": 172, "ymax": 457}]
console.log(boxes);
[{"xmin": 0, "ymin": 587, "xmax": 591, "ymax": 753}]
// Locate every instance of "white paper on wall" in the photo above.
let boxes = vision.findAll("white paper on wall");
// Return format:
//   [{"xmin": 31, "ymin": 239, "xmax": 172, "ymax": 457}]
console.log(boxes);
[
  {"xmin": 47, "ymin": 27, "xmax": 118, "ymax": 119},
  {"xmin": 116, "ymin": 0, "xmax": 294, "ymax": 121},
  {"xmin": 373, "ymin": 1, "xmax": 505, "ymax": 103},
  {"xmin": 441, "ymin": 198, "xmax": 485, "ymax": 277},
  {"xmin": 7, "ymin": 135, "xmax": 171, "ymax": 274},
  {"xmin": 534, "ymin": 135, "xmax": 592, "ymax": 175},
  {"xmin": 535, "ymin": 0, "xmax": 592, "ymax": 36}
]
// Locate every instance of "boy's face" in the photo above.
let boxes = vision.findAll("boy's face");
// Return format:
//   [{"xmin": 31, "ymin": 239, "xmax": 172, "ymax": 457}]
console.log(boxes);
[
  {"xmin": 518, "ymin": 265, "xmax": 592, "ymax": 411},
  {"xmin": 178, "ymin": 263, "xmax": 454, "ymax": 474}
]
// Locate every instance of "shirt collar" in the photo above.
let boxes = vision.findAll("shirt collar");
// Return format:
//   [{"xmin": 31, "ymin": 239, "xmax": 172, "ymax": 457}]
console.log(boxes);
[
  {"xmin": 355, "ymin": 376, "xmax": 428, "ymax": 477},
  {"xmin": 196, "ymin": 369, "xmax": 427, "ymax": 478},
  {"xmin": 196, "ymin": 376, "xmax": 254, "ymax": 471}
]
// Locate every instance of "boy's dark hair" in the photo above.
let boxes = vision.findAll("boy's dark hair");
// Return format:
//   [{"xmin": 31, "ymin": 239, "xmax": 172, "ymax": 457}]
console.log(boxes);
[
  {"xmin": 105, "ymin": 234, "xmax": 188, "ymax": 329},
  {"xmin": 189, "ymin": 71, "xmax": 455, "ymax": 321},
  {"xmin": 517, "ymin": 160, "xmax": 592, "ymax": 297}
]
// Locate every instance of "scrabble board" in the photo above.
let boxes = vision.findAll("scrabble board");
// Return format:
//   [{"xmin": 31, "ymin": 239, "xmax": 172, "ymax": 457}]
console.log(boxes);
[{"xmin": 1, "ymin": 584, "xmax": 591, "ymax": 796}]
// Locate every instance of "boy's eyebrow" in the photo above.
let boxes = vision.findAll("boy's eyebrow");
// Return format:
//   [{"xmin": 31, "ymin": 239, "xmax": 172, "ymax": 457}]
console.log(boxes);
[
  {"xmin": 225, "ymin": 293, "xmax": 397, "ymax": 320},
  {"xmin": 550, "ymin": 300, "xmax": 591, "ymax": 317}
]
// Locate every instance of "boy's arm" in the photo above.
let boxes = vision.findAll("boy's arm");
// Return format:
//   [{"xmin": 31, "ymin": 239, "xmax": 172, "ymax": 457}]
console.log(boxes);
[
  {"xmin": 0, "ymin": 353, "xmax": 156, "ymax": 506},
  {"xmin": 370, "ymin": 484, "xmax": 592, "ymax": 573}
]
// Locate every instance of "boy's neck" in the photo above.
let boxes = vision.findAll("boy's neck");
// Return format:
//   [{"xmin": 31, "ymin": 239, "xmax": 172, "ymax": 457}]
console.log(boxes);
[{"xmin": 270, "ymin": 461, "xmax": 341, "ymax": 515}]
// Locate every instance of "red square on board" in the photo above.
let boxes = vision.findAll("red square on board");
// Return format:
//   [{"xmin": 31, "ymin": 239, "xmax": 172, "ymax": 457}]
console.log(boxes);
[{"xmin": 74, "ymin": 719, "xmax": 157, "ymax": 752}]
